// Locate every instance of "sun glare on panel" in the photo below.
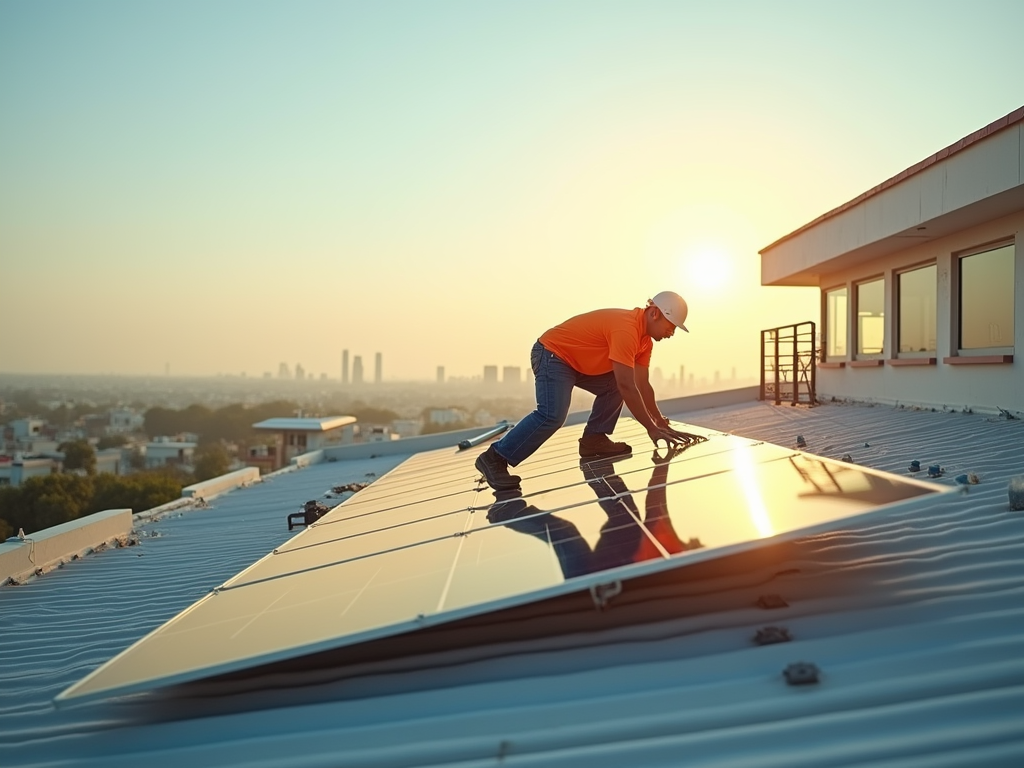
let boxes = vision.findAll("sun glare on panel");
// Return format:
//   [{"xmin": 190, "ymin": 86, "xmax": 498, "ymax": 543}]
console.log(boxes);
[{"xmin": 733, "ymin": 443, "xmax": 774, "ymax": 538}]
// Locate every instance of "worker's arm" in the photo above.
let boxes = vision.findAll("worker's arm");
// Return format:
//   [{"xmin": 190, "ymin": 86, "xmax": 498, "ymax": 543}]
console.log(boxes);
[
  {"xmin": 630, "ymin": 364, "xmax": 708, "ymax": 446},
  {"xmin": 613, "ymin": 362, "xmax": 683, "ymax": 446},
  {"xmin": 634, "ymin": 366, "xmax": 669, "ymax": 428}
]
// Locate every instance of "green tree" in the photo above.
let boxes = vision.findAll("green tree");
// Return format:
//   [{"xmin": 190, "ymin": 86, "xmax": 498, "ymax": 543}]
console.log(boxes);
[
  {"xmin": 349, "ymin": 401, "xmax": 400, "ymax": 425},
  {"xmin": 91, "ymin": 472, "xmax": 181, "ymax": 514},
  {"xmin": 420, "ymin": 420, "xmax": 474, "ymax": 435},
  {"xmin": 128, "ymin": 448, "xmax": 146, "ymax": 470},
  {"xmin": 143, "ymin": 406, "xmax": 179, "ymax": 437},
  {"xmin": 193, "ymin": 443, "xmax": 231, "ymax": 481},
  {"xmin": 15, "ymin": 474, "xmax": 95, "ymax": 532},
  {"xmin": 0, "ymin": 517, "xmax": 11, "ymax": 541},
  {"xmin": 59, "ymin": 439, "xmax": 97, "ymax": 475}
]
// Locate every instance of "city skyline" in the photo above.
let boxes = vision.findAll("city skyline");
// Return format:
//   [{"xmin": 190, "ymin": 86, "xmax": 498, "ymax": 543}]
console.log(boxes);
[{"xmin": 2, "ymin": 2, "xmax": 1021, "ymax": 381}]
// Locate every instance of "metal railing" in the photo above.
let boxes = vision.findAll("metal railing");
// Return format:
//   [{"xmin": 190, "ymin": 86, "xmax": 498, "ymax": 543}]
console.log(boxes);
[{"xmin": 760, "ymin": 321, "xmax": 817, "ymax": 405}]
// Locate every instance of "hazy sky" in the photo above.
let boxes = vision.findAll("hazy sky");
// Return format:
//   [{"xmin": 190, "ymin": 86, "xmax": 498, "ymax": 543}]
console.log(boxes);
[{"xmin": 2, "ymin": 1, "xmax": 1022, "ymax": 382}]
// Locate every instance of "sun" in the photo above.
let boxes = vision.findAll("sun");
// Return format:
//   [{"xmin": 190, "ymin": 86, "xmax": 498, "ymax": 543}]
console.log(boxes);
[{"xmin": 680, "ymin": 241, "xmax": 734, "ymax": 293}]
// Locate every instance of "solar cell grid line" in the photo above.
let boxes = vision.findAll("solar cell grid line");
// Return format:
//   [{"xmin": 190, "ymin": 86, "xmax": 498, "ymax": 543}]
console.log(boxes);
[
  {"xmin": 229, "ymin": 502, "xmax": 474, "ymax": 587},
  {"xmin": 332, "ymin": 465, "xmax": 475, "ymax": 506},
  {"xmin": 443, "ymin": 496, "xmax": 678, "ymax": 614},
  {"xmin": 479, "ymin": 442, "xmax": 784, "ymax": 519},
  {"xmin": 273, "ymin": 492, "xmax": 476, "ymax": 558},
  {"xmin": 508, "ymin": 421, "xmax": 719, "ymax": 480},
  {"xmin": 312, "ymin": 474, "xmax": 477, "ymax": 523},
  {"xmin": 507, "ymin": 437, "xmax": 756, "ymax": 497},
  {"xmin": 56, "ymin": 534, "xmax": 466, "ymax": 706}
]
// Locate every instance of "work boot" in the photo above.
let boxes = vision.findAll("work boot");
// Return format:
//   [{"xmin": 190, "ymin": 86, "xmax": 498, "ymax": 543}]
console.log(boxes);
[
  {"xmin": 579, "ymin": 433, "xmax": 632, "ymax": 459},
  {"xmin": 475, "ymin": 445, "xmax": 522, "ymax": 490}
]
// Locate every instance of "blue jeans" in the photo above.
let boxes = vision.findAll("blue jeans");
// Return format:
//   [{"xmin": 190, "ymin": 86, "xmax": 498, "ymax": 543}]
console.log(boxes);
[{"xmin": 493, "ymin": 341, "xmax": 623, "ymax": 467}]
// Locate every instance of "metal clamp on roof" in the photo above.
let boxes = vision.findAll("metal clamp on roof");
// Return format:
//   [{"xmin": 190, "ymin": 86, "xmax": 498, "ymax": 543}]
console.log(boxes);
[
  {"xmin": 590, "ymin": 580, "xmax": 623, "ymax": 611},
  {"xmin": 288, "ymin": 500, "xmax": 330, "ymax": 530}
]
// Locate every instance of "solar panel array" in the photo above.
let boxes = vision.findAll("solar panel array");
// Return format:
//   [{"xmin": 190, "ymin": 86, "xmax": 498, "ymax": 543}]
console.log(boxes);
[{"xmin": 57, "ymin": 418, "xmax": 944, "ymax": 705}]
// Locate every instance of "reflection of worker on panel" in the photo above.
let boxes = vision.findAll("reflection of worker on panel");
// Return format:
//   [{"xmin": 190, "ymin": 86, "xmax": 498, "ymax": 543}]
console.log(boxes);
[{"xmin": 487, "ymin": 446, "xmax": 701, "ymax": 580}]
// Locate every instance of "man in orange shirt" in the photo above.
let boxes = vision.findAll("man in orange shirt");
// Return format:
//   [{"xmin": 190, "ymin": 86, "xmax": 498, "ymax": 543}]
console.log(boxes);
[{"xmin": 476, "ymin": 291, "xmax": 704, "ymax": 490}]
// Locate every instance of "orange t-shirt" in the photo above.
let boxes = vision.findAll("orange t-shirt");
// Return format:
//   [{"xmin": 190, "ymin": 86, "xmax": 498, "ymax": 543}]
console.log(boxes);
[{"xmin": 538, "ymin": 307, "xmax": 653, "ymax": 375}]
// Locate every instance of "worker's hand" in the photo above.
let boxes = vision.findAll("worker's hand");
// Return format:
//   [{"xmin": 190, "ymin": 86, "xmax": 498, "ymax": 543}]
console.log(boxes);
[
  {"xmin": 647, "ymin": 425, "xmax": 686, "ymax": 449},
  {"xmin": 663, "ymin": 422, "xmax": 708, "ymax": 445}
]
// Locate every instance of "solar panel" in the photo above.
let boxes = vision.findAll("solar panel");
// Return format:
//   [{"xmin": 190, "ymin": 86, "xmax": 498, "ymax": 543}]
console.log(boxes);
[{"xmin": 56, "ymin": 418, "xmax": 948, "ymax": 706}]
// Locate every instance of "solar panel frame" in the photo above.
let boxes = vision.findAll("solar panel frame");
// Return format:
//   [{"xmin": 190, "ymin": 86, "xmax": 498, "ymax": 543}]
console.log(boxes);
[{"xmin": 55, "ymin": 418, "xmax": 951, "ymax": 707}]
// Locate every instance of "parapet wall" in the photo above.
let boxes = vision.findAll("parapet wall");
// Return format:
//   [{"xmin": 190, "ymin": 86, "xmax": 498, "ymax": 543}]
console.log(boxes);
[
  {"xmin": 182, "ymin": 467, "xmax": 261, "ymax": 499},
  {"xmin": 0, "ymin": 509, "xmax": 133, "ymax": 586}
]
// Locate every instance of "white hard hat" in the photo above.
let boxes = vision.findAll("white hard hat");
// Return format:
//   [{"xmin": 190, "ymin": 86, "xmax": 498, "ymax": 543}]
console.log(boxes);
[{"xmin": 651, "ymin": 291, "xmax": 689, "ymax": 332}]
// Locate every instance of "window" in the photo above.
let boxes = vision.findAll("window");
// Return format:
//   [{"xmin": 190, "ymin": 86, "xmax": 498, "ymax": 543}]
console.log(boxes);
[
  {"xmin": 856, "ymin": 279, "xmax": 884, "ymax": 356},
  {"xmin": 959, "ymin": 243, "xmax": 1014, "ymax": 351},
  {"xmin": 825, "ymin": 286, "xmax": 848, "ymax": 359},
  {"xmin": 898, "ymin": 264, "xmax": 936, "ymax": 354}
]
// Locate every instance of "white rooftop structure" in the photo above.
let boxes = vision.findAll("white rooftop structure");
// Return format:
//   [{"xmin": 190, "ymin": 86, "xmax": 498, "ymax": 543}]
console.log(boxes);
[
  {"xmin": 760, "ymin": 107, "xmax": 1023, "ymax": 414},
  {"xmin": 251, "ymin": 416, "xmax": 357, "ymax": 432}
]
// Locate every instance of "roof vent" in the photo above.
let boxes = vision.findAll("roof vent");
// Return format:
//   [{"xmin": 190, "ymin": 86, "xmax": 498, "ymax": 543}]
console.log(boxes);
[
  {"xmin": 783, "ymin": 662, "xmax": 820, "ymax": 685},
  {"xmin": 756, "ymin": 594, "xmax": 789, "ymax": 609},
  {"xmin": 754, "ymin": 626, "xmax": 792, "ymax": 645}
]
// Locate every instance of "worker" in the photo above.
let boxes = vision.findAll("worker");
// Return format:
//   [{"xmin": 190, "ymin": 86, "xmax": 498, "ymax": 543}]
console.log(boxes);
[{"xmin": 475, "ymin": 291, "xmax": 704, "ymax": 490}]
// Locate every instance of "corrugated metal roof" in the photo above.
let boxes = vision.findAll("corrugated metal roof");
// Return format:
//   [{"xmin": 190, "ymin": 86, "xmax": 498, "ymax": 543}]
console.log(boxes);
[{"xmin": 1, "ymin": 402, "xmax": 1023, "ymax": 767}]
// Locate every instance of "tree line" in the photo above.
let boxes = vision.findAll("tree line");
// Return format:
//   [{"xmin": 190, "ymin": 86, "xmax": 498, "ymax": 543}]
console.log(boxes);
[{"xmin": 0, "ymin": 470, "xmax": 184, "ymax": 540}]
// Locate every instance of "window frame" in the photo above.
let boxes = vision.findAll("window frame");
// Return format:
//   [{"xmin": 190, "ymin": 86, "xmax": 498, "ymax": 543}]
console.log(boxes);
[
  {"xmin": 821, "ymin": 283, "xmax": 850, "ymax": 364},
  {"xmin": 895, "ymin": 261, "xmax": 938, "ymax": 360},
  {"xmin": 853, "ymin": 275, "xmax": 886, "ymax": 361},
  {"xmin": 953, "ymin": 239, "xmax": 1015, "ymax": 358}
]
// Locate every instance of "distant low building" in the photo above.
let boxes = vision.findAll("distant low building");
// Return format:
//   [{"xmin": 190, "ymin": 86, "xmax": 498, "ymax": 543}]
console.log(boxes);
[
  {"xmin": 391, "ymin": 419, "xmax": 422, "ymax": 438},
  {"xmin": 107, "ymin": 409, "xmax": 144, "ymax": 435},
  {"xmin": 250, "ymin": 416, "xmax": 357, "ymax": 471},
  {"xmin": 427, "ymin": 408, "xmax": 469, "ymax": 426},
  {"xmin": 0, "ymin": 454, "xmax": 58, "ymax": 487},
  {"xmin": 95, "ymin": 448, "xmax": 125, "ymax": 476},
  {"xmin": 10, "ymin": 419, "xmax": 44, "ymax": 441},
  {"xmin": 364, "ymin": 426, "xmax": 397, "ymax": 443},
  {"xmin": 145, "ymin": 437, "xmax": 197, "ymax": 469}
]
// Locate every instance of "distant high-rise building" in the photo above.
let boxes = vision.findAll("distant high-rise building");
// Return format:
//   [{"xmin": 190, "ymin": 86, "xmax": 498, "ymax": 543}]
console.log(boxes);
[
  {"xmin": 295, "ymin": 364, "xmax": 305, "ymax": 381},
  {"xmin": 375, "ymin": 352, "xmax": 382, "ymax": 384},
  {"xmin": 483, "ymin": 365, "xmax": 498, "ymax": 384},
  {"xmin": 731, "ymin": 367, "xmax": 736, "ymax": 380},
  {"xmin": 341, "ymin": 350, "xmax": 349, "ymax": 384},
  {"xmin": 502, "ymin": 366, "xmax": 521, "ymax": 385},
  {"xmin": 436, "ymin": 366, "xmax": 445, "ymax": 384},
  {"xmin": 278, "ymin": 362, "xmax": 290, "ymax": 379},
  {"xmin": 352, "ymin": 356, "xmax": 364, "ymax": 385},
  {"xmin": 679, "ymin": 365, "xmax": 685, "ymax": 389}
]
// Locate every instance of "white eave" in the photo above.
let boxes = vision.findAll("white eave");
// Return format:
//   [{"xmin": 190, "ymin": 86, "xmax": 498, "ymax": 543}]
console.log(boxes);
[
  {"xmin": 760, "ymin": 106, "xmax": 1024, "ymax": 287},
  {"xmin": 251, "ymin": 416, "xmax": 357, "ymax": 432}
]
